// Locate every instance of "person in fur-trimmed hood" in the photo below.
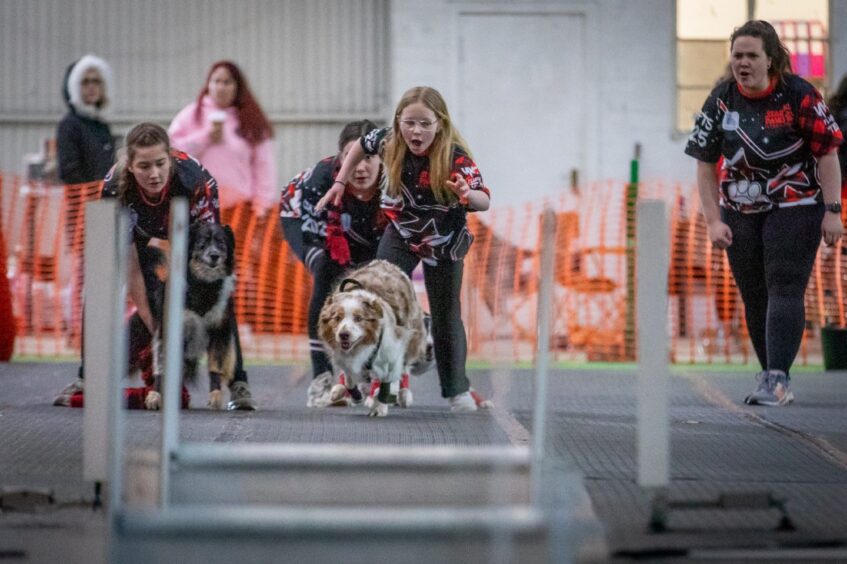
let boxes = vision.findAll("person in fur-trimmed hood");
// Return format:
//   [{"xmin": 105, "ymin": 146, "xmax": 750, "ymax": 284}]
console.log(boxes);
[{"xmin": 56, "ymin": 54, "xmax": 116, "ymax": 184}]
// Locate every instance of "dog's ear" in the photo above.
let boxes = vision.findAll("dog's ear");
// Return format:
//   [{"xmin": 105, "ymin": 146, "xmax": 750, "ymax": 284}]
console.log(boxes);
[
  {"xmin": 222, "ymin": 224, "xmax": 236, "ymax": 252},
  {"xmin": 222, "ymin": 224, "xmax": 236, "ymax": 271},
  {"xmin": 188, "ymin": 222, "xmax": 201, "ymax": 251},
  {"xmin": 317, "ymin": 300, "xmax": 340, "ymax": 343},
  {"xmin": 363, "ymin": 296, "xmax": 384, "ymax": 320}
]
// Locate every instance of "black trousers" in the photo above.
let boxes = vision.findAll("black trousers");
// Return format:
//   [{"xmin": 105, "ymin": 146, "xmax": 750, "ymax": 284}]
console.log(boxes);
[
  {"xmin": 377, "ymin": 225, "xmax": 470, "ymax": 398},
  {"xmin": 305, "ymin": 247, "xmax": 345, "ymax": 378},
  {"xmin": 722, "ymin": 204, "xmax": 824, "ymax": 375}
]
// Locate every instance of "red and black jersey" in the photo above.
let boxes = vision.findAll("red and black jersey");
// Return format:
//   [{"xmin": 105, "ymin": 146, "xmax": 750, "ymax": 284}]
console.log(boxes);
[
  {"xmin": 362, "ymin": 127, "xmax": 490, "ymax": 265},
  {"xmin": 685, "ymin": 74, "xmax": 843, "ymax": 213},
  {"xmin": 292, "ymin": 155, "xmax": 385, "ymax": 267},
  {"xmin": 101, "ymin": 149, "xmax": 220, "ymax": 245}
]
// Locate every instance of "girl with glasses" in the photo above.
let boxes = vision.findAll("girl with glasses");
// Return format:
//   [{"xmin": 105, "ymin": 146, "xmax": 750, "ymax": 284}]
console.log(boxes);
[{"xmin": 318, "ymin": 86, "xmax": 491, "ymax": 412}]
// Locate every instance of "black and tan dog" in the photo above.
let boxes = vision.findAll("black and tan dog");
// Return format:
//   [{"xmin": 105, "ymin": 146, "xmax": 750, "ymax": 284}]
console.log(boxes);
[{"xmin": 144, "ymin": 222, "xmax": 239, "ymax": 410}]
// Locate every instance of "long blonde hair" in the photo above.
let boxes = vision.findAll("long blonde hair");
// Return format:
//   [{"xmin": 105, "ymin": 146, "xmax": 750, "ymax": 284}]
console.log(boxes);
[{"xmin": 383, "ymin": 86, "xmax": 472, "ymax": 204}]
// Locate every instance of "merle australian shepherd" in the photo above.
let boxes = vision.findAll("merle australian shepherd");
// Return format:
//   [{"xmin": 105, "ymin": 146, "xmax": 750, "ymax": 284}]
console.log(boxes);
[
  {"xmin": 318, "ymin": 260, "xmax": 432, "ymax": 417},
  {"xmin": 143, "ymin": 222, "xmax": 238, "ymax": 410}
]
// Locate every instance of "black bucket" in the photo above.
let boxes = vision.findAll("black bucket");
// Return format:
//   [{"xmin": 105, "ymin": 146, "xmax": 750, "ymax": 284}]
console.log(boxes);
[{"xmin": 821, "ymin": 326, "xmax": 847, "ymax": 371}]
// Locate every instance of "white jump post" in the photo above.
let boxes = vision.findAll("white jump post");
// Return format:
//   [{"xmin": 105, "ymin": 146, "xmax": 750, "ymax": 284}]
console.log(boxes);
[
  {"xmin": 82, "ymin": 199, "xmax": 129, "ymax": 510},
  {"xmin": 159, "ymin": 198, "xmax": 189, "ymax": 509},
  {"xmin": 635, "ymin": 200, "xmax": 671, "ymax": 526},
  {"xmin": 531, "ymin": 208, "xmax": 556, "ymax": 505}
]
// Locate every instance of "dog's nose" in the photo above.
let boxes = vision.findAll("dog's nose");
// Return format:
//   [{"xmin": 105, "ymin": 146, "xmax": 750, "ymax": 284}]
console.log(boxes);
[
  {"xmin": 208, "ymin": 253, "xmax": 220, "ymax": 263},
  {"xmin": 338, "ymin": 330, "xmax": 350, "ymax": 342}
]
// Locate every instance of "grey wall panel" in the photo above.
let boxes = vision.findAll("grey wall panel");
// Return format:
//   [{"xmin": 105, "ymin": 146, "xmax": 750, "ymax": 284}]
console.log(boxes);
[{"xmin": 0, "ymin": 0, "xmax": 390, "ymax": 183}]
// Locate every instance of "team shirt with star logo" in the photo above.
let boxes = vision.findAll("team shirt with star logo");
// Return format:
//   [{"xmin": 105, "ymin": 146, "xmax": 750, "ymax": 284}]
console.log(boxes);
[
  {"xmin": 285, "ymin": 155, "xmax": 386, "ymax": 267},
  {"xmin": 685, "ymin": 74, "xmax": 843, "ymax": 213},
  {"xmin": 101, "ymin": 149, "xmax": 220, "ymax": 246},
  {"xmin": 362, "ymin": 127, "xmax": 491, "ymax": 265}
]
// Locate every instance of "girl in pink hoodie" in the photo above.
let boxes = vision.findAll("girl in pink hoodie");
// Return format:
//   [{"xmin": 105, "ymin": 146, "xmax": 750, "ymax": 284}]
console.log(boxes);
[{"xmin": 169, "ymin": 61, "xmax": 277, "ymax": 215}]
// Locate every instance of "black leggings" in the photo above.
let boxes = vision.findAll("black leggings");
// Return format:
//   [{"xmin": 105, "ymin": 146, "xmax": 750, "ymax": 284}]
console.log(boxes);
[
  {"xmin": 305, "ymin": 247, "xmax": 345, "ymax": 378},
  {"xmin": 377, "ymin": 225, "xmax": 470, "ymax": 398},
  {"xmin": 722, "ymin": 204, "xmax": 824, "ymax": 374}
]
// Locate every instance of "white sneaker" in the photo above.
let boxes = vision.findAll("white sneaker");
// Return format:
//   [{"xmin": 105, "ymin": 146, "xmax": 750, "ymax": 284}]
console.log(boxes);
[
  {"xmin": 306, "ymin": 372, "xmax": 333, "ymax": 407},
  {"xmin": 448, "ymin": 391, "xmax": 478, "ymax": 413}
]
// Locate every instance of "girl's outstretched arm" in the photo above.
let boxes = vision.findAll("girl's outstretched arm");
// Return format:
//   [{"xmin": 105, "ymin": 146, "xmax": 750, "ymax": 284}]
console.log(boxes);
[
  {"xmin": 447, "ymin": 173, "xmax": 490, "ymax": 211},
  {"xmin": 316, "ymin": 142, "xmax": 366, "ymax": 212}
]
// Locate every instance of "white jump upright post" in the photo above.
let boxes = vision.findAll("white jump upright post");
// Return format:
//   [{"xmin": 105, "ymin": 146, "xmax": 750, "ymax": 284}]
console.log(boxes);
[
  {"xmin": 82, "ymin": 199, "xmax": 129, "ymax": 510},
  {"xmin": 635, "ymin": 199, "xmax": 671, "ymax": 529},
  {"xmin": 531, "ymin": 208, "xmax": 556, "ymax": 505},
  {"xmin": 159, "ymin": 198, "xmax": 189, "ymax": 509}
]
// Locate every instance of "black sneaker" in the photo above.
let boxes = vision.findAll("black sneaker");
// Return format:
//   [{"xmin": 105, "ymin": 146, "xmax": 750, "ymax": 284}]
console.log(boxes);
[{"xmin": 227, "ymin": 381, "xmax": 257, "ymax": 411}]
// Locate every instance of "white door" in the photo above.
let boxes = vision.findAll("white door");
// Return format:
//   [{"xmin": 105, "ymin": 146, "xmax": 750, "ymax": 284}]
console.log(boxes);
[{"xmin": 457, "ymin": 12, "xmax": 586, "ymax": 210}]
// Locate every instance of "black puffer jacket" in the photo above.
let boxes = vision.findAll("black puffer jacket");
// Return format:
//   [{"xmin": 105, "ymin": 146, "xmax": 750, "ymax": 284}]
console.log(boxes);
[{"xmin": 56, "ymin": 54, "xmax": 116, "ymax": 184}]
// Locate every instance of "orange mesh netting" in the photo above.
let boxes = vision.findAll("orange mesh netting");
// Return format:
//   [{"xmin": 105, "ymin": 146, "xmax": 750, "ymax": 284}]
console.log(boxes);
[{"xmin": 2, "ymin": 173, "xmax": 844, "ymax": 365}]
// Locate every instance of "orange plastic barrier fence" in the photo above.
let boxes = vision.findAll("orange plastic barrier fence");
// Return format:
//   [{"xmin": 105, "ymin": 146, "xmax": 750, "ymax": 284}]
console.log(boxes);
[{"xmin": 1, "ymin": 173, "xmax": 844, "ymax": 365}]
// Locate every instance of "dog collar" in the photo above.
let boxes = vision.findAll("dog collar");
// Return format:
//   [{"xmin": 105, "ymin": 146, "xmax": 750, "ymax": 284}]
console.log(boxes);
[{"xmin": 364, "ymin": 329, "xmax": 384, "ymax": 371}]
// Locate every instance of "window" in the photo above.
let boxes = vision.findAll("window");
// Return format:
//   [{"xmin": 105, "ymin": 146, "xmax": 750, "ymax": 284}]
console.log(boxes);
[{"xmin": 676, "ymin": 0, "xmax": 829, "ymax": 132}]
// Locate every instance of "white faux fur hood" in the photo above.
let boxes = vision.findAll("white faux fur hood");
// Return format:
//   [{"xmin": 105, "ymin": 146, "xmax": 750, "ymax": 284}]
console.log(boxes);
[{"xmin": 65, "ymin": 54, "xmax": 112, "ymax": 121}]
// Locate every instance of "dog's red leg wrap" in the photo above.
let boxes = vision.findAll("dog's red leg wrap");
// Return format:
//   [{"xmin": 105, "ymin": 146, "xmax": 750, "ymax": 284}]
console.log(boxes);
[
  {"xmin": 368, "ymin": 380, "xmax": 381, "ymax": 398},
  {"xmin": 470, "ymin": 389, "xmax": 489, "ymax": 408},
  {"xmin": 400, "ymin": 373, "xmax": 410, "ymax": 389}
]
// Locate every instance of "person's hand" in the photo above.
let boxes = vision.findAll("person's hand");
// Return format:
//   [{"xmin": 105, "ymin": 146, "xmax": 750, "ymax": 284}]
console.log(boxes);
[
  {"xmin": 446, "ymin": 173, "xmax": 470, "ymax": 205},
  {"xmin": 209, "ymin": 121, "xmax": 224, "ymax": 144},
  {"xmin": 706, "ymin": 219, "xmax": 733, "ymax": 249},
  {"xmin": 822, "ymin": 211, "xmax": 844, "ymax": 247},
  {"xmin": 252, "ymin": 205, "xmax": 268, "ymax": 220},
  {"xmin": 316, "ymin": 181, "xmax": 346, "ymax": 213}
]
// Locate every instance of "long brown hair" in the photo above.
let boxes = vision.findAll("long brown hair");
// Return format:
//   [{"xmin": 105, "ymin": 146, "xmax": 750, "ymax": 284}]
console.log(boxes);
[
  {"xmin": 117, "ymin": 122, "xmax": 173, "ymax": 203},
  {"xmin": 382, "ymin": 86, "xmax": 471, "ymax": 204},
  {"xmin": 730, "ymin": 20, "xmax": 793, "ymax": 83},
  {"xmin": 193, "ymin": 60, "xmax": 273, "ymax": 145},
  {"xmin": 828, "ymin": 74, "xmax": 847, "ymax": 116}
]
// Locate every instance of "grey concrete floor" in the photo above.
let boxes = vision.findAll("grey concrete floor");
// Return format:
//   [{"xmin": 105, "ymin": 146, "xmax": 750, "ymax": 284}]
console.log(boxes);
[{"xmin": 1, "ymin": 362, "xmax": 846, "ymax": 562}]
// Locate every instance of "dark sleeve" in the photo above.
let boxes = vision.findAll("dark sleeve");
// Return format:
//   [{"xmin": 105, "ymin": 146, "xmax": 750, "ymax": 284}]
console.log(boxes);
[
  {"xmin": 361, "ymin": 127, "xmax": 389, "ymax": 156},
  {"xmin": 189, "ymin": 160, "xmax": 220, "ymax": 224},
  {"xmin": 452, "ymin": 151, "xmax": 490, "ymax": 199},
  {"xmin": 684, "ymin": 87, "xmax": 724, "ymax": 164},
  {"xmin": 796, "ymin": 85, "xmax": 843, "ymax": 157},
  {"xmin": 299, "ymin": 159, "xmax": 335, "ymax": 249},
  {"xmin": 56, "ymin": 116, "xmax": 86, "ymax": 184},
  {"xmin": 279, "ymin": 168, "xmax": 308, "ymax": 219},
  {"xmin": 98, "ymin": 165, "xmax": 138, "ymax": 244},
  {"xmin": 99, "ymin": 164, "xmax": 119, "ymax": 199}
]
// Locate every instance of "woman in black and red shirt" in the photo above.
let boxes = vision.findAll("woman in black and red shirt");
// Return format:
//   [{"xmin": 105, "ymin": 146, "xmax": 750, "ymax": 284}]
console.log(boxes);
[
  {"xmin": 686, "ymin": 21, "xmax": 843, "ymax": 407},
  {"xmin": 279, "ymin": 120, "xmax": 386, "ymax": 406},
  {"xmin": 55, "ymin": 122, "xmax": 255, "ymax": 410}
]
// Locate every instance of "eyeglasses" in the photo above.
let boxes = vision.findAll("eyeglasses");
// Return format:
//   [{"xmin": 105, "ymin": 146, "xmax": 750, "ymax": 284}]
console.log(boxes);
[
  {"xmin": 398, "ymin": 118, "xmax": 438, "ymax": 131},
  {"xmin": 82, "ymin": 78, "xmax": 103, "ymax": 86}
]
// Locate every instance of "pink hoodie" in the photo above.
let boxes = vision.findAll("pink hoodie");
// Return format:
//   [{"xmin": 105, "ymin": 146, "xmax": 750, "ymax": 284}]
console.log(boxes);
[{"xmin": 168, "ymin": 95, "xmax": 277, "ymax": 212}]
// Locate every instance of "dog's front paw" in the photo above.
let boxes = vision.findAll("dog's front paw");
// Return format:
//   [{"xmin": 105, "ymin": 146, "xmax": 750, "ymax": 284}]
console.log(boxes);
[
  {"xmin": 368, "ymin": 399, "xmax": 388, "ymax": 417},
  {"xmin": 144, "ymin": 390, "xmax": 162, "ymax": 410},
  {"xmin": 398, "ymin": 388, "xmax": 413, "ymax": 408},
  {"xmin": 208, "ymin": 389, "xmax": 223, "ymax": 410}
]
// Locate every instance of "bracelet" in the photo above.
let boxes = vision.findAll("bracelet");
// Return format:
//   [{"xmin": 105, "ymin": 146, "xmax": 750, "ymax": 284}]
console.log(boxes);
[{"xmin": 332, "ymin": 180, "xmax": 347, "ymax": 188}]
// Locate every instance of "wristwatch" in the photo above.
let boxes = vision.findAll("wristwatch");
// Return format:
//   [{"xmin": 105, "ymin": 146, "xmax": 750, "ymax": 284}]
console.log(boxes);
[{"xmin": 824, "ymin": 201, "xmax": 842, "ymax": 214}]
